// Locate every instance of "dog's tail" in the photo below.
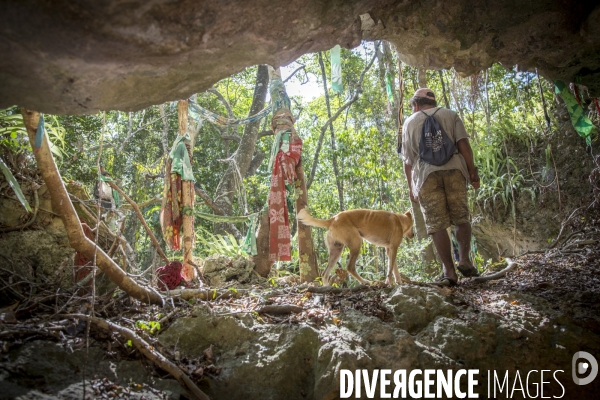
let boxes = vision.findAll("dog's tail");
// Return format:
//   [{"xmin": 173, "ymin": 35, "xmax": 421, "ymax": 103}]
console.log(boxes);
[{"xmin": 297, "ymin": 209, "xmax": 332, "ymax": 229}]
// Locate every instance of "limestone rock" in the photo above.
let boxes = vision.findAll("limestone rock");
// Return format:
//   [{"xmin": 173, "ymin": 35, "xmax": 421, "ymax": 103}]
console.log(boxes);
[
  {"xmin": 1, "ymin": 1, "xmax": 600, "ymax": 113},
  {"xmin": 201, "ymin": 255, "xmax": 255, "ymax": 287},
  {"xmin": 157, "ymin": 286, "xmax": 600, "ymax": 399}
]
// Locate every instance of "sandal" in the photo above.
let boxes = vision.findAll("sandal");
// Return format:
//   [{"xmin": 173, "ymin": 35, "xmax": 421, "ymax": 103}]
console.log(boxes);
[
  {"xmin": 457, "ymin": 264, "xmax": 480, "ymax": 278},
  {"xmin": 433, "ymin": 275, "xmax": 457, "ymax": 287}
]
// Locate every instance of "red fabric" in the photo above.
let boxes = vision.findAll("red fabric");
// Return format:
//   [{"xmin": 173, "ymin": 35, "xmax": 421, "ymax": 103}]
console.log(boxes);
[
  {"xmin": 595, "ymin": 98, "xmax": 600, "ymax": 117},
  {"xmin": 268, "ymin": 134, "xmax": 302, "ymax": 262},
  {"xmin": 156, "ymin": 261, "xmax": 184, "ymax": 291}
]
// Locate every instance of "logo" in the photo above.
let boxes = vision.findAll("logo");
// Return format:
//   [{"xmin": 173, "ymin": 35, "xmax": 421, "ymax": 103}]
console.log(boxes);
[{"xmin": 572, "ymin": 351, "xmax": 598, "ymax": 385}]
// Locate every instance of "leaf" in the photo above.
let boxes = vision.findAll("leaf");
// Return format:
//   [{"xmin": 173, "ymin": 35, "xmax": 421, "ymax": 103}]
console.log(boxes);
[{"xmin": 0, "ymin": 158, "xmax": 31, "ymax": 212}]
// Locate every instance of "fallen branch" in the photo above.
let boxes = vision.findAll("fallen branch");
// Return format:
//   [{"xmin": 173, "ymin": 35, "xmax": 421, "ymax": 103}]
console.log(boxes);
[
  {"xmin": 306, "ymin": 284, "xmax": 369, "ymax": 294},
  {"xmin": 166, "ymin": 288, "xmax": 249, "ymax": 301},
  {"xmin": 256, "ymin": 304, "xmax": 303, "ymax": 314},
  {"xmin": 107, "ymin": 181, "xmax": 169, "ymax": 264},
  {"xmin": 549, "ymin": 207, "xmax": 584, "ymax": 249},
  {"xmin": 22, "ymin": 109, "xmax": 163, "ymax": 306},
  {"xmin": 472, "ymin": 259, "xmax": 518, "ymax": 283},
  {"xmin": 66, "ymin": 314, "xmax": 209, "ymax": 400}
]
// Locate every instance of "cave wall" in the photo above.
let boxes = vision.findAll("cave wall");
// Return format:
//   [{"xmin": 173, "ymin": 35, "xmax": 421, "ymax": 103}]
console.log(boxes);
[{"xmin": 1, "ymin": 0, "xmax": 600, "ymax": 114}]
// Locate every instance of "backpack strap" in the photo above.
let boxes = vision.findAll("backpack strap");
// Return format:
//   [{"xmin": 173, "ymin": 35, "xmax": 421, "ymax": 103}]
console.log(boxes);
[{"xmin": 421, "ymin": 107, "xmax": 440, "ymax": 118}]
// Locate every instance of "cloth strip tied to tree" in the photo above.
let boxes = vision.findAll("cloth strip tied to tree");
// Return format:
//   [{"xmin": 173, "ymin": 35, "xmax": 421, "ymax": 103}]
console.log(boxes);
[
  {"xmin": 268, "ymin": 109, "xmax": 302, "ymax": 262},
  {"xmin": 161, "ymin": 132, "xmax": 195, "ymax": 252}
]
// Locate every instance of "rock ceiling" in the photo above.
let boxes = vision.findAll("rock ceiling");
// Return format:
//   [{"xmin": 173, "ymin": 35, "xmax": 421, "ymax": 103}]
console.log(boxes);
[{"xmin": 1, "ymin": 0, "xmax": 599, "ymax": 114}]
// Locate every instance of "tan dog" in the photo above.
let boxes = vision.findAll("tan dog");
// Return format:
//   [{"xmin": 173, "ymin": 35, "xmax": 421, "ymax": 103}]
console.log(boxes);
[{"xmin": 297, "ymin": 208, "xmax": 414, "ymax": 286}]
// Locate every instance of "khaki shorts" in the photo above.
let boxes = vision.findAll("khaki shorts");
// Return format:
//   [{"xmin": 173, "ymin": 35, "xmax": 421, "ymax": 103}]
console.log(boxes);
[{"xmin": 417, "ymin": 169, "xmax": 470, "ymax": 234}]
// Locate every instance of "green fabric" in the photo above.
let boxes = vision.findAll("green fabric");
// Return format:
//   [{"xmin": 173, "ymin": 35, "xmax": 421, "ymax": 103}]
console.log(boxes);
[
  {"xmin": 385, "ymin": 71, "xmax": 394, "ymax": 105},
  {"xmin": 267, "ymin": 129, "xmax": 290, "ymax": 173},
  {"xmin": 554, "ymin": 80, "xmax": 595, "ymax": 145},
  {"xmin": 195, "ymin": 211, "xmax": 251, "ymax": 223},
  {"xmin": 242, "ymin": 212, "xmax": 260, "ymax": 256},
  {"xmin": 193, "ymin": 211, "xmax": 258, "ymax": 255},
  {"xmin": 169, "ymin": 133, "xmax": 195, "ymax": 181},
  {"xmin": 270, "ymin": 77, "xmax": 291, "ymax": 113},
  {"xmin": 331, "ymin": 45, "xmax": 343, "ymax": 93},
  {"xmin": 99, "ymin": 174, "xmax": 121, "ymax": 208}
]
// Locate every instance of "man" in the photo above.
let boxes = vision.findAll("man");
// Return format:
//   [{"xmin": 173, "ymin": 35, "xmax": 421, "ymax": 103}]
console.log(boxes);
[
  {"xmin": 401, "ymin": 88, "xmax": 480, "ymax": 286},
  {"xmin": 94, "ymin": 170, "xmax": 116, "ymax": 210},
  {"xmin": 93, "ymin": 169, "xmax": 121, "ymax": 232}
]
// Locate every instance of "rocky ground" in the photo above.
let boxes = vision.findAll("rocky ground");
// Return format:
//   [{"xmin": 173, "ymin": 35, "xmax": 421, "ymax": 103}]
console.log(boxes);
[{"xmin": 1, "ymin": 239, "xmax": 599, "ymax": 399}]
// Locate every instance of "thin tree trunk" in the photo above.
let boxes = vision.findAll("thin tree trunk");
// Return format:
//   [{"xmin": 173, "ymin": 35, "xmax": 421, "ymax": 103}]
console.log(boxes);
[
  {"xmin": 178, "ymin": 100, "xmax": 195, "ymax": 281},
  {"xmin": 22, "ymin": 109, "xmax": 163, "ymax": 305},
  {"xmin": 251, "ymin": 211, "xmax": 271, "ymax": 277},
  {"xmin": 418, "ymin": 68, "xmax": 428, "ymax": 88},
  {"xmin": 107, "ymin": 181, "xmax": 169, "ymax": 264},
  {"xmin": 295, "ymin": 159, "xmax": 319, "ymax": 282},
  {"xmin": 438, "ymin": 70, "xmax": 451, "ymax": 109},
  {"xmin": 213, "ymin": 65, "xmax": 269, "ymax": 236},
  {"xmin": 317, "ymin": 52, "xmax": 344, "ymax": 210},
  {"xmin": 158, "ymin": 104, "xmax": 169, "ymax": 155},
  {"xmin": 307, "ymin": 48, "xmax": 378, "ymax": 190},
  {"xmin": 397, "ymin": 57, "xmax": 404, "ymax": 150}
]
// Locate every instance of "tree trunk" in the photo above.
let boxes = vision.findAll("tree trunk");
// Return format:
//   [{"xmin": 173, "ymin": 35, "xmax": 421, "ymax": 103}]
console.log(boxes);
[
  {"xmin": 295, "ymin": 159, "xmax": 319, "ymax": 282},
  {"xmin": 178, "ymin": 99, "xmax": 196, "ymax": 281},
  {"xmin": 22, "ymin": 109, "xmax": 163, "ymax": 305},
  {"xmin": 317, "ymin": 52, "xmax": 344, "ymax": 211},
  {"xmin": 158, "ymin": 104, "xmax": 169, "ymax": 155},
  {"xmin": 251, "ymin": 211, "xmax": 271, "ymax": 277},
  {"xmin": 418, "ymin": 68, "xmax": 428, "ymax": 88},
  {"xmin": 252, "ymin": 66, "xmax": 318, "ymax": 281},
  {"xmin": 438, "ymin": 70, "xmax": 451, "ymax": 109},
  {"xmin": 213, "ymin": 65, "xmax": 269, "ymax": 236}
]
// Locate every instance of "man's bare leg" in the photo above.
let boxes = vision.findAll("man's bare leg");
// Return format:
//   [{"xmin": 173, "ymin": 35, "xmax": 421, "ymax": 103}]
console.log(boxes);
[
  {"xmin": 431, "ymin": 229, "xmax": 458, "ymax": 282},
  {"xmin": 455, "ymin": 222, "xmax": 473, "ymax": 267}
]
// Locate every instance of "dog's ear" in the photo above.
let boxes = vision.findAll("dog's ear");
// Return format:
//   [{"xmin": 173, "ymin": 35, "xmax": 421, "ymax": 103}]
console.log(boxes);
[{"xmin": 405, "ymin": 209, "xmax": 412, "ymax": 217}]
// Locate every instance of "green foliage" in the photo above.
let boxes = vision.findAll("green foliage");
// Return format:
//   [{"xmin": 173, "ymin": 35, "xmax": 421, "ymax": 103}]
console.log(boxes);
[
  {"xmin": 196, "ymin": 227, "xmax": 248, "ymax": 258},
  {"xmin": 396, "ymin": 238, "xmax": 436, "ymax": 282},
  {"xmin": 0, "ymin": 158, "xmax": 31, "ymax": 212},
  {"xmin": 0, "ymin": 107, "xmax": 28, "ymax": 152},
  {"xmin": 5, "ymin": 41, "xmax": 586, "ymax": 285},
  {"xmin": 135, "ymin": 320, "xmax": 161, "ymax": 335}
]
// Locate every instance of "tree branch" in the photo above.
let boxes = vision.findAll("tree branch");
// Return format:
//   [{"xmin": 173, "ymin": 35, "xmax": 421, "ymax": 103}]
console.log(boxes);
[
  {"xmin": 87, "ymin": 112, "xmax": 175, "ymax": 153},
  {"xmin": 194, "ymin": 185, "xmax": 242, "ymax": 238},
  {"xmin": 22, "ymin": 109, "xmax": 163, "ymax": 305},
  {"xmin": 66, "ymin": 314, "xmax": 210, "ymax": 400},
  {"xmin": 220, "ymin": 130, "xmax": 273, "ymax": 142},
  {"xmin": 107, "ymin": 181, "xmax": 169, "ymax": 264},
  {"xmin": 284, "ymin": 65, "xmax": 306, "ymax": 83},
  {"xmin": 307, "ymin": 46, "xmax": 378, "ymax": 190}
]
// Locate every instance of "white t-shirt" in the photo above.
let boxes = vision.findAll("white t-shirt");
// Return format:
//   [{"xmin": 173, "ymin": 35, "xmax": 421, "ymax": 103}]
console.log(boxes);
[{"xmin": 401, "ymin": 106, "xmax": 470, "ymax": 197}]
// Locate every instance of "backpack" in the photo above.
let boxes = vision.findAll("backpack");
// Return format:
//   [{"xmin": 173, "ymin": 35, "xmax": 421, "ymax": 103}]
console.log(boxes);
[{"xmin": 418, "ymin": 108, "xmax": 456, "ymax": 166}]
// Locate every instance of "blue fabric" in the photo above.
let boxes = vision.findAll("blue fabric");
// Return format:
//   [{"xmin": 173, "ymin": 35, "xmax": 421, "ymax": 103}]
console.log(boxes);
[{"xmin": 34, "ymin": 114, "xmax": 45, "ymax": 152}]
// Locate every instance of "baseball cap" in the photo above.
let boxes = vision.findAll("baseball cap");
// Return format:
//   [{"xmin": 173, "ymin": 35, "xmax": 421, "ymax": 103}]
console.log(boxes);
[{"xmin": 412, "ymin": 88, "xmax": 436, "ymax": 100}]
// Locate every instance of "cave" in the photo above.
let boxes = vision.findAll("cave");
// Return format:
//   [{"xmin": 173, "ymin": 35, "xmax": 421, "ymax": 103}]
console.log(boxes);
[
  {"xmin": 2, "ymin": 0, "xmax": 600, "ymax": 113},
  {"xmin": 1, "ymin": 1, "xmax": 600, "ymax": 399}
]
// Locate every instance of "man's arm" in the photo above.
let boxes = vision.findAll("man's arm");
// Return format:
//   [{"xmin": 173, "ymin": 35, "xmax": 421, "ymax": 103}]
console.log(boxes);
[
  {"xmin": 456, "ymin": 138, "xmax": 480, "ymax": 189},
  {"xmin": 403, "ymin": 162, "xmax": 417, "ymax": 202}
]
